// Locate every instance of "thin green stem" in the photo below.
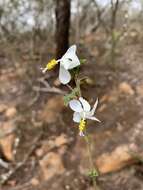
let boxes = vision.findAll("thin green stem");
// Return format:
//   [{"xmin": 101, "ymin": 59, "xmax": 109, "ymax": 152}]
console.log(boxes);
[
  {"xmin": 74, "ymin": 70, "xmax": 82, "ymax": 97},
  {"xmin": 76, "ymin": 79, "xmax": 82, "ymax": 97},
  {"xmin": 84, "ymin": 135, "xmax": 94, "ymax": 169},
  {"xmin": 84, "ymin": 133, "xmax": 100, "ymax": 190}
]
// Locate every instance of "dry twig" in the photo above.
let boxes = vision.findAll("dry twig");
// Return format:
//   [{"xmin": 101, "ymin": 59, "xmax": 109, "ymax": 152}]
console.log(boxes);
[{"xmin": 33, "ymin": 77, "xmax": 66, "ymax": 95}]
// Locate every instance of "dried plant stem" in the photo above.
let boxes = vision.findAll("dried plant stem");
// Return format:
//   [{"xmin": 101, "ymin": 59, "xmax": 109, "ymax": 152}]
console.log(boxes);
[{"xmin": 84, "ymin": 134, "xmax": 100, "ymax": 190}]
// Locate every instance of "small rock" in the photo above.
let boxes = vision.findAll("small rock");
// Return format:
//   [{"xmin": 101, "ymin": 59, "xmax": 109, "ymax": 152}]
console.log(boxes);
[
  {"xmin": 40, "ymin": 96, "xmax": 64, "ymax": 124},
  {"xmin": 39, "ymin": 152, "xmax": 65, "ymax": 181},
  {"xmin": 118, "ymin": 82, "xmax": 134, "ymax": 96},
  {"xmin": 96, "ymin": 144, "xmax": 137, "ymax": 174},
  {"xmin": 35, "ymin": 148, "xmax": 44, "ymax": 158},
  {"xmin": 5, "ymin": 107, "xmax": 17, "ymax": 119},
  {"xmin": 30, "ymin": 178, "xmax": 39, "ymax": 186}
]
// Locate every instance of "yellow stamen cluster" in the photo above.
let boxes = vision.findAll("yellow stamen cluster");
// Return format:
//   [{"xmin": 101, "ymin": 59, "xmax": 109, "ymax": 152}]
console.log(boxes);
[
  {"xmin": 46, "ymin": 59, "xmax": 58, "ymax": 70},
  {"xmin": 79, "ymin": 119, "xmax": 86, "ymax": 134}
]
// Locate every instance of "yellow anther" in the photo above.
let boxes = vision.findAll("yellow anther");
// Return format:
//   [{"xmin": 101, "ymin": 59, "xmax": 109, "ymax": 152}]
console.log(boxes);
[
  {"xmin": 46, "ymin": 59, "xmax": 58, "ymax": 70},
  {"xmin": 79, "ymin": 119, "xmax": 86, "ymax": 133}
]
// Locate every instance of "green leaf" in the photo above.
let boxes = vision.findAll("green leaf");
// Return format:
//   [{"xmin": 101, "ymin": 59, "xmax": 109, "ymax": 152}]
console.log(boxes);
[
  {"xmin": 63, "ymin": 88, "xmax": 79, "ymax": 106},
  {"xmin": 80, "ymin": 59, "xmax": 86, "ymax": 65},
  {"xmin": 87, "ymin": 169, "xmax": 99, "ymax": 179},
  {"xmin": 70, "ymin": 66, "xmax": 80, "ymax": 77}
]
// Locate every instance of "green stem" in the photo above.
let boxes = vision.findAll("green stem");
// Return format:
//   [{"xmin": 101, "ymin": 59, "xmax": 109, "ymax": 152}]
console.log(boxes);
[
  {"xmin": 77, "ymin": 79, "xmax": 81, "ymax": 97},
  {"xmin": 74, "ymin": 72, "xmax": 81, "ymax": 97},
  {"xmin": 84, "ymin": 134, "xmax": 100, "ymax": 190}
]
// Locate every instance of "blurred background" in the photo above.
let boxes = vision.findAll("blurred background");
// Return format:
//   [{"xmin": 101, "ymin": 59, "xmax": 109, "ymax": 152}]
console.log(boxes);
[{"xmin": 0, "ymin": 0, "xmax": 143, "ymax": 189}]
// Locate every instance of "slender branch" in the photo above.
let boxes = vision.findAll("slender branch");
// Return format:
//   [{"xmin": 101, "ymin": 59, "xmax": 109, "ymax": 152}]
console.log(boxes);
[
  {"xmin": 33, "ymin": 77, "xmax": 66, "ymax": 95},
  {"xmin": 33, "ymin": 85, "xmax": 65, "ymax": 95},
  {"xmin": 91, "ymin": 0, "xmax": 110, "ymax": 34},
  {"xmin": 111, "ymin": 0, "xmax": 119, "ymax": 30},
  {"xmin": 0, "ymin": 159, "xmax": 9, "ymax": 169}
]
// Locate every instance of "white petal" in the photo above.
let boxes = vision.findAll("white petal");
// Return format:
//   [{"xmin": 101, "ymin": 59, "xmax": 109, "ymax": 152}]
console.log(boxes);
[
  {"xmin": 69, "ymin": 100, "xmax": 83, "ymax": 112},
  {"xmin": 79, "ymin": 97, "xmax": 91, "ymax": 112},
  {"xmin": 73, "ymin": 112, "xmax": 81, "ymax": 123},
  {"xmin": 65, "ymin": 45, "xmax": 76, "ymax": 54},
  {"xmin": 60, "ymin": 45, "xmax": 80, "ymax": 70},
  {"xmin": 79, "ymin": 131, "xmax": 85, "ymax": 136},
  {"xmin": 90, "ymin": 98, "xmax": 98, "ymax": 116},
  {"xmin": 59, "ymin": 66, "xmax": 71, "ymax": 84},
  {"xmin": 41, "ymin": 67, "xmax": 48, "ymax": 73},
  {"xmin": 86, "ymin": 116, "xmax": 101, "ymax": 122}
]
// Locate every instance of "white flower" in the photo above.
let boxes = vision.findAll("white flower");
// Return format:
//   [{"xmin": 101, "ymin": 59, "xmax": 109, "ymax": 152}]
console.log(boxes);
[
  {"xmin": 42, "ymin": 45, "xmax": 80, "ymax": 84},
  {"xmin": 59, "ymin": 45, "xmax": 80, "ymax": 84},
  {"xmin": 69, "ymin": 97, "xmax": 100, "ymax": 123}
]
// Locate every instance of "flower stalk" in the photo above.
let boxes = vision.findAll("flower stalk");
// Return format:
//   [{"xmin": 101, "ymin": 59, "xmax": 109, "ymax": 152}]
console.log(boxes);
[
  {"xmin": 84, "ymin": 133, "xmax": 100, "ymax": 190},
  {"xmin": 74, "ymin": 77, "xmax": 100, "ymax": 189},
  {"xmin": 42, "ymin": 45, "xmax": 101, "ymax": 189}
]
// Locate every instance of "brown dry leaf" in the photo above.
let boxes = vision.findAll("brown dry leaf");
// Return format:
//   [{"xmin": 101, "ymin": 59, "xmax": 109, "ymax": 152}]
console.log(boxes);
[
  {"xmin": 96, "ymin": 144, "xmax": 137, "ymax": 174},
  {"xmin": 57, "ymin": 145, "xmax": 67, "ymax": 155},
  {"xmin": 36, "ymin": 134, "xmax": 68, "ymax": 158},
  {"xmin": 39, "ymin": 152, "xmax": 65, "ymax": 181},
  {"xmin": 55, "ymin": 134, "xmax": 68, "ymax": 147},
  {"xmin": 100, "ymin": 95, "xmax": 110, "ymax": 103},
  {"xmin": 98, "ymin": 104, "xmax": 107, "ymax": 113},
  {"xmin": 40, "ymin": 96, "xmax": 64, "ymax": 124},
  {"xmin": 35, "ymin": 139, "xmax": 55, "ymax": 157},
  {"xmin": 0, "ymin": 122, "xmax": 15, "ymax": 161},
  {"xmin": 118, "ymin": 82, "xmax": 134, "ymax": 96},
  {"xmin": 107, "ymin": 91, "xmax": 119, "ymax": 102},
  {"xmin": 100, "ymin": 90, "xmax": 119, "ymax": 103},
  {"xmin": 101, "ymin": 82, "xmax": 134, "ymax": 105}
]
